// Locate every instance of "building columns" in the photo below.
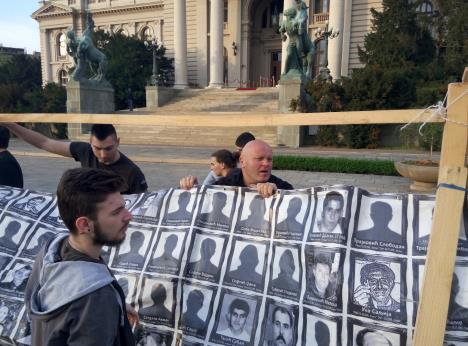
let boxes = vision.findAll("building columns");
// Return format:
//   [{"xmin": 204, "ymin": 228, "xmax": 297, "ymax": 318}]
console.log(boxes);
[
  {"xmin": 328, "ymin": 0, "xmax": 345, "ymax": 79},
  {"xmin": 208, "ymin": 0, "xmax": 224, "ymax": 88},
  {"xmin": 174, "ymin": 0, "xmax": 188, "ymax": 88}
]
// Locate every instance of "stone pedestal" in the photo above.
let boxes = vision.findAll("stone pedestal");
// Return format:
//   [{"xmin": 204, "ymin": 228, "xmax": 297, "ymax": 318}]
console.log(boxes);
[
  {"xmin": 66, "ymin": 80, "xmax": 115, "ymax": 138},
  {"xmin": 277, "ymin": 78, "xmax": 306, "ymax": 147},
  {"xmin": 146, "ymin": 86, "xmax": 178, "ymax": 110}
]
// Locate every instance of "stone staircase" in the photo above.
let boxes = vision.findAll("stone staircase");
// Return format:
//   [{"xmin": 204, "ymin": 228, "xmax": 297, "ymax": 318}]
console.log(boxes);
[{"xmin": 113, "ymin": 87, "xmax": 280, "ymax": 147}]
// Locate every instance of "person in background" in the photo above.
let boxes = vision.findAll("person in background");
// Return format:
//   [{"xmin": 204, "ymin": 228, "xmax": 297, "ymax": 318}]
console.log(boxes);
[
  {"xmin": 202, "ymin": 150, "xmax": 236, "ymax": 186},
  {"xmin": 0, "ymin": 126, "xmax": 23, "ymax": 188}
]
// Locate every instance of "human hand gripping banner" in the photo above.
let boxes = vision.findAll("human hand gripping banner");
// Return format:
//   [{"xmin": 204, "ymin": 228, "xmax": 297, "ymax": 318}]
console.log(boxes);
[{"xmin": 0, "ymin": 184, "xmax": 468, "ymax": 345}]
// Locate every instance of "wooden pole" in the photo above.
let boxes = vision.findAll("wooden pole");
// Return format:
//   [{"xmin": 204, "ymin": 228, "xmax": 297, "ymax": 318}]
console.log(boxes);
[{"xmin": 413, "ymin": 69, "xmax": 468, "ymax": 345}]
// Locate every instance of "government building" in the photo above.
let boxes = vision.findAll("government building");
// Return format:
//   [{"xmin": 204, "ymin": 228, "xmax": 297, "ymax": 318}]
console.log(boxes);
[{"xmin": 32, "ymin": 0, "xmax": 434, "ymax": 88}]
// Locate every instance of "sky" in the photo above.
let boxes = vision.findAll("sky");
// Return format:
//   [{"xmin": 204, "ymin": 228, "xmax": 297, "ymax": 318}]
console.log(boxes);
[{"xmin": 0, "ymin": 1, "xmax": 40, "ymax": 53}]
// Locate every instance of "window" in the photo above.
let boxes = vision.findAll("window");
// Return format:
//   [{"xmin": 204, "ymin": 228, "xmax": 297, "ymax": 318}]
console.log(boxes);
[
  {"xmin": 59, "ymin": 70, "xmax": 69, "ymax": 86},
  {"xmin": 415, "ymin": 1, "xmax": 433, "ymax": 14},
  {"xmin": 57, "ymin": 33, "xmax": 67, "ymax": 58},
  {"xmin": 313, "ymin": 0, "xmax": 329, "ymax": 13}
]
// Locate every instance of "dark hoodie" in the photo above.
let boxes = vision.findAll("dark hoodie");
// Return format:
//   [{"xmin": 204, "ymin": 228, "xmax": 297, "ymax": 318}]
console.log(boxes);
[{"xmin": 24, "ymin": 233, "xmax": 135, "ymax": 346}]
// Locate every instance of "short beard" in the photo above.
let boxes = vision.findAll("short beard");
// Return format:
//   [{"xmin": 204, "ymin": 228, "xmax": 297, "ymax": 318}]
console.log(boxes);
[{"xmin": 92, "ymin": 221, "xmax": 126, "ymax": 247}]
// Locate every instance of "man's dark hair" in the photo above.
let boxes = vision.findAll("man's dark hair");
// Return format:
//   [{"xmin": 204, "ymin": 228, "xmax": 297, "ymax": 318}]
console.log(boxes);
[
  {"xmin": 211, "ymin": 149, "xmax": 236, "ymax": 169},
  {"xmin": 323, "ymin": 192, "xmax": 344, "ymax": 210},
  {"xmin": 229, "ymin": 298, "xmax": 250, "ymax": 315},
  {"xmin": 90, "ymin": 124, "xmax": 117, "ymax": 140},
  {"xmin": 150, "ymin": 283, "xmax": 167, "ymax": 305},
  {"xmin": 313, "ymin": 251, "xmax": 332, "ymax": 270},
  {"xmin": 0, "ymin": 126, "xmax": 10, "ymax": 149},
  {"xmin": 271, "ymin": 305, "xmax": 293, "ymax": 326},
  {"xmin": 235, "ymin": 132, "xmax": 255, "ymax": 148},
  {"xmin": 355, "ymin": 328, "xmax": 392, "ymax": 346},
  {"xmin": 360, "ymin": 262, "xmax": 395, "ymax": 285},
  {"xmin": 57, "ymin": 168, "xmax": 126, "ymax": 233}
]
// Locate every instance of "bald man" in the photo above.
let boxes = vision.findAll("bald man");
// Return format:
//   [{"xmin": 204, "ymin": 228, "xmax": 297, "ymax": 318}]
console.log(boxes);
[{"xmin": 180, "ymin": 140, "xmax": 293, "ymax": 197}]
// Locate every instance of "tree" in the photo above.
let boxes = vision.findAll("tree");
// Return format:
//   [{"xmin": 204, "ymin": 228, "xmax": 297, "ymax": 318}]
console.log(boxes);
[{"xmin": 94, "ymin": 31, "xmax": 174, "ymax": 110}]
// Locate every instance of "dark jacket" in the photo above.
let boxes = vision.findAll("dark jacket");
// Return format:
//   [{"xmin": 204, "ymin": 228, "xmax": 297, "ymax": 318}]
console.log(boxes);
[
  {"xmin": 215, "ymin": 168, "xmax": 293, "ymax": 189},
  {"xmin": 25, "ymin": 233, "xmax": 135, "ymax": 346}
]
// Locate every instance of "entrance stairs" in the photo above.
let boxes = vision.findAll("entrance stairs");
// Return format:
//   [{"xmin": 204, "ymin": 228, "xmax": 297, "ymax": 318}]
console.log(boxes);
[{"xmin": 114, "ymin": 87, "xmax": 280, "ymax": 147}]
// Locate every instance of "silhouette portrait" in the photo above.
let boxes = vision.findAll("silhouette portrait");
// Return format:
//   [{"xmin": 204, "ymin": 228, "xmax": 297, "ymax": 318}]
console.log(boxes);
[
  {"xmin": 181, "ymin": 289, "xmax": 206, "ymax": 334},
  {"xmin": 165, "ymin": 191, "xmax": 193, "ymax": 223},
  {"xmin": 270, "ymin": 248, "xmax": 300, "ymax": 294},
  {"xmin": 447, "ymin": 272, "xmax": 468, "ymax": 328},
  {"xmin": 354, "ymin": 262, "xmax": 400, "ymax": 312},
  {"xmin": 314, "ymin": 192, "xmax": 345, "ymax": 234},
  {"xmin": 139, "ymin": 282, "xmax": 174, "ymax": 325},
  {"xmin": 198, "ymin": 192, "xmax": 231, "ymax": 227},
  {"xmin": 357, "ymin": 201, "xmax": 402, "ymax": 243},
  {"xmin": 237, "ymin": 194, "xmax": 270, "ymax": 232},
  {"xmin": 276, "ymin": 197, "xmax": 305, "ymax": 236},
  {"xmin": 187, "ymin": 236, "xmax": 219, "ymax": 276},
  {"xmin": 25, "ymin": 230, "xmax": 54, "ymax": 256},
  {"xmin": 0, "ymin": 220, "xmax": 23, "ymax": 251},
  {"xmin": 116, "ymin": 230, "xmax": 146, "ymax": 266},
  {"xmin": 149, "ymin": 233, "xmax": 181, "ymax": 269},
  {"xmin": 314, "ymin": 320, "xmax": 330, "ymax": 346},
  {"xmin": 228, "ymin": 244, "xmax": 263, "ymax": 285}
]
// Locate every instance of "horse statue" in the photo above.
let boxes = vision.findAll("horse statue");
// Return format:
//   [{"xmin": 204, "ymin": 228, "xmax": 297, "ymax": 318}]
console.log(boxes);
[{"xmin": 66, "ymin": 12, "xmax": 108, "ymax": 83}]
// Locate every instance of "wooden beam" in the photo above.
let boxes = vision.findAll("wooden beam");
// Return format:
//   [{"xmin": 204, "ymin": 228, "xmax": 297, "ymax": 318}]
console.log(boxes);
[
  {"xmin": 414, "ymin": 79, "xmax": 468, "ymax": 345},
  {"xmin": 0, "ymin": 109, "xmax": 442, "ymax": 126}
]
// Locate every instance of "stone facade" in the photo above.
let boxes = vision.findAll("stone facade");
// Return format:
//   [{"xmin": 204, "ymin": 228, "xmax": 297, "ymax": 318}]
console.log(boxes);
[{"xmin": 32, "ymin": 0, "xmax": 386, "ymax": 88}]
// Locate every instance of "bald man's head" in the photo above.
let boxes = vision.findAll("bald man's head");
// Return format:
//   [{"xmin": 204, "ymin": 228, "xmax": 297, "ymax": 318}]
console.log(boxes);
[{"xmin": 239, "ymin": 140, "xmax": 273, "ymax": 186}]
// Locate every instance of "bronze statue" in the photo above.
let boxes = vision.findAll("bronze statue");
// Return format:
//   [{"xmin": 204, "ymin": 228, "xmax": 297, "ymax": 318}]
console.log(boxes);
[
  {"xmin": 279, "ymin": 1, "xmax": 315, "ymax": 79},
  {"xmin": 66, "ymin": 12, "xmax": 108, "ymax": 83}
]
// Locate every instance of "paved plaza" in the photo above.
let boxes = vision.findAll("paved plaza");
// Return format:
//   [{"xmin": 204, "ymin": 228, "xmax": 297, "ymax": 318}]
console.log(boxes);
[{"xmin": 9, "ymin": 139, "xmax": 430, "ymax": 195}]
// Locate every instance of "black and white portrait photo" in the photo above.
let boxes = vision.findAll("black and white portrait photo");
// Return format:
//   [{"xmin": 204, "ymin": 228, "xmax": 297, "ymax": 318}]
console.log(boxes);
[
  {"xmin": 0, "ymin": 261, "xmax": 33, "ymax": 298},
  {"xmin": 135, "ymin": 326, "xmax": 173, "ymax": 346},
  {"xmin": 348, "ymin": 319, "xmax": 406, "ymax": 346},
  {"xmin": 0, "ymin": 255, "xmax": 11, "ymax": 272},
  {"xmin": 303, "ymin": 246, "xmax": 344, "ymax": 312},
  {"xmin": 163, "ymin": 190, "xmax": 197, "ymax": 226},
  {"xmin": 349, "ymin": 253, "xmax": 406, "ymax": 324},
  {"xmin": 179, "ymin": 282, "xmax": 215, "ymax": 338},
  {"xmin": 40, "ymin": 205, "xmax": 65, "ymax": 228},
  {"xmin": 132, "ymin": 191, "xmax": 167, "ymax": 224},
  {"xmin": 260, "ymin": 299, "xmax": 298, "ymax": 346},
  {"xmin": 210, "ymin": 290, "xmax": 260, "ymax": 346},
  {"xmin": 147, "ymin": 230, "xmax": 187, "ymax": 275},
  {"xmin": 112, "ymin": 228, "xmax": 153, "ymax": 270},
  {"xmin": 196, "ymin": 189, "xmax": 237, "ymax": 232},
  {"xmin": 268, "ymin": 244, "xmax": 302, "ymax": 301},
  {"xmin": 235, "ymin": 192, "xmax": 273, "ymax": 237},
  {"xmin": 224, "ymin": 238, "xmax": 268, "ymax": 293},
  {"xmin": 9, "ymin": 193, "xmax": 51, "ymax": 219},
  {"xmin": 13, "ymin": 312, "xmax": 32, "ymax": 346},
  {"xmin": 138, "ymin": 277, "xmax": 177, "ymax": 327},
  {"xmin": 446, "ymin": 262, "xmax": 468, "ymax": 332},
  {"xmin": 413, "ymin": 195, "xmax": 468, "ymax": 256},
  {"xmin": 303, "ymin": 309, "xmax": 341, "ymax": 346},
  {"xmin": 0, "ymin": 187, "xmax": 21, "ymax": 208},
  {"xmin": 411, "ymin": 259, "xmax": 425, "ymax": 326},
  {"xmin": 0, "ymin": 215, "xmax": 31, "ymax": 255},
  {"xmin": 274, "ymin": 193, "xmax": 310, "ymax": 241},
  {"xmin": 185, "ymin": 232, "xmax": 226, "ymax": 283},
  {"xmin": 0, "ymin": 298, "xmax": 23, "ymax": 339},
  {"xmin": 123, "ymin": 194, "xmax": 140, "ymax": 211},
  {"xmin": 20, "ymin": 226, "xmax": 55, "ymax": 258},
  {"xmin": 353, "ymin": 192, "xmax": 407, "ymax": 254},
  {"xmin": 309, "ymin": 187, "xmax": 352, "ymax": 244},
  {"xmin": 114, "ymin": 273, "xmax": 138, "ymax": 305}
]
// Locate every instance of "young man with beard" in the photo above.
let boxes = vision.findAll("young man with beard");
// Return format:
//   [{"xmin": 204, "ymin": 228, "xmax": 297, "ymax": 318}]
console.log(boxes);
[{"xmin": 25, "ymin": 168, "xmax": 137, "ymax": 345}]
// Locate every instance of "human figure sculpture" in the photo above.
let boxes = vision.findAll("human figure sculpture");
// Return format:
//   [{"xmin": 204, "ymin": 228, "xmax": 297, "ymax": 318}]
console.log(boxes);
[
  {"xmin": 279, "ymin": 3, "xmax": 315, "ymax": 79},
  {"xmin": 66, "ymin": 12, "xmax": 108, "ymax": 83}
]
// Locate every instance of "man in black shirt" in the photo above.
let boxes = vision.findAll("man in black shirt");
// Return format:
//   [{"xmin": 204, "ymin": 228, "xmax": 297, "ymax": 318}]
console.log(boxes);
[
  {"xmin": 3, "ymin": 123, "xmax": 147, "ymax": 194},
  {"xmin": 0, "ymin": 126, "xmax": 23, "ymax": 188},
  {"xmin": 180, "ymin": 140, "xmax": 293, "ymax": 197}
]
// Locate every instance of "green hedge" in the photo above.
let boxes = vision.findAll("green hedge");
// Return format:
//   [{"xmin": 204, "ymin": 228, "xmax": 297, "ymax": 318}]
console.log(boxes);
[{"xmin": 273, "ymin": 155, "xmax": 399, "ymax": 176}]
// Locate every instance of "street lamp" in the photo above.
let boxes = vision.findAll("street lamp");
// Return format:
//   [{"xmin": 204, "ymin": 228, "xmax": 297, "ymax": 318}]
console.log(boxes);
[
  {"xmin": 144, "ymin": 38, "xmax": 160, "ymax": 86},
  {"xmin": 314, "ymin": 21, "xmax": 339, "ymax": 81}
]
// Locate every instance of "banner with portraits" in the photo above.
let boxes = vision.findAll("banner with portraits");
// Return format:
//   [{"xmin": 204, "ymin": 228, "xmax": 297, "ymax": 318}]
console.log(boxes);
[{"xmin": 0, "ymin": 184, "xmax": 467, "ymax": 345}]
